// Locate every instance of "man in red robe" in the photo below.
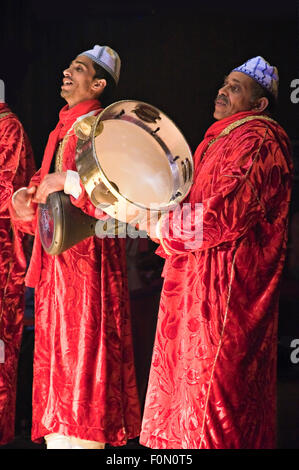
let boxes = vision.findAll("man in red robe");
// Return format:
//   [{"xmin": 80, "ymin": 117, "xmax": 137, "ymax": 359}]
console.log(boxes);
[
  {"xmin": 140, "ymin": 56, "xmax": 293, "ymax": 449},
  {"xmin": 11, "ymin": 45, "xmax": 141, "ymax": 449},
  {"xmin": 0, "ymin": 100, "xmax": 35, "ymax": 445}
]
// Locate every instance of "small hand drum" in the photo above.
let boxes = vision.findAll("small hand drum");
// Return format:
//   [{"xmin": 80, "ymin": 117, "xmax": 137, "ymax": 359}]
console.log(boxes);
[{"xmin": 38, "ymin": 191, "xmax": 97, "ymax": 255}]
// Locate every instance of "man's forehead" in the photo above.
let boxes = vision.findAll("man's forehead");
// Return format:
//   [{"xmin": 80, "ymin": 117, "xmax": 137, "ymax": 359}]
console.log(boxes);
[
  {"xmin": 71, "ymin": 55, "xmax": 93, "ymax": 67},
  {"xmin": 225, "ymin": 71, "xmax": 255, "ymax": 88}
]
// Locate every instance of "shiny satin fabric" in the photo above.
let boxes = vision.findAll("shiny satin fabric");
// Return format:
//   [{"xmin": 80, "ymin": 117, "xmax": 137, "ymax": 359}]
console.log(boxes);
[
  {"xmin": 32, "ymin": 233, "xmax": 140, "ymax": 445},
  {"xmin": 140, "ymin": 111, "xmax": 293, "ymax": 449},
  {"xmin": 11, "ymin": 100, "xmax": 141, "ymax": 445},
  {"xmin": 0, "ymin": 104, "xmax": 36, "ymax": 445}
]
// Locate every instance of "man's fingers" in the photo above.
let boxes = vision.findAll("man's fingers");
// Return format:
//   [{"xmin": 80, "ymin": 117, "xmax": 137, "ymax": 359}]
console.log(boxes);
[
  {"xmin": 27, "ymin": 185, "xmax": 37, "ymax": 194},
  {"xmin": 14, "ymin": 205, "xmax": 35, "ymax": 221},
  {"xmin": 34, "ymin": 184, "xmax": 47, "ymax": 203},
  {"xmin": 33, "ymin": 188, "xmax": 49, "ymax": 204},
  {"xmin": 21, "ymin": 215, "xmax": 35, "ymax": 222},
  {"xmin": 33, "ymin": 198, "xmax": 47, "ymax": 205},
  {"xmin": 25, "ymin": 186, "xmax": 37, "ymax": 206}
]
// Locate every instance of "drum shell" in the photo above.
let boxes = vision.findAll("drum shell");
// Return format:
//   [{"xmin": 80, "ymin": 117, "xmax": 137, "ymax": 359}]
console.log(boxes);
[{"xmin": 38, "ymin": 191, "xmax": 97, "ymax": 255}]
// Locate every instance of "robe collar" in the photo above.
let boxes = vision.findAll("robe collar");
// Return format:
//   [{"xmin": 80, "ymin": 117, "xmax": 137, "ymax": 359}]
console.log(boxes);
[
  {"xmin": 57, "ymin": 99, "xmax": 101, "ymax": 137},
  {"xmin": 204, "ymin": 110, "xmax": 265, "ymax": 140},
  {"xmin": 40, "ymin": 99, "xmax": 102, "ymax": 179}
]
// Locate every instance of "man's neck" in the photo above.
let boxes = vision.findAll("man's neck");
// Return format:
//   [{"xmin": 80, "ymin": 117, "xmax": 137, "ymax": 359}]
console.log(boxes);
[{"xmin": 65, "ymin": 97, "xmax": 99, "ymax": 109}]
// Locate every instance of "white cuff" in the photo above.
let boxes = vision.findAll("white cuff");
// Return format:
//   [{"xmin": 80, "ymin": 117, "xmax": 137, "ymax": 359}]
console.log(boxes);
[
  {"xmin": 156, "ymin": 213, "xmax": 164, "ymax": 239},
  {"xmin": 64, "ymin": 170, "xmax": 82, "ymax": 200}
]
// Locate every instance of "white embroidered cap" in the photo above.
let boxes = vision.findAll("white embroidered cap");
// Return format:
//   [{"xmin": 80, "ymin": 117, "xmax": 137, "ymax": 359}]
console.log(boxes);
[
  {"xmin": 233, "ymin": 56, "xmax": 278, "ymax": 99},
  {"xmin": 80, "ymin": 45, "xmax": 121, "ymax": 85}
]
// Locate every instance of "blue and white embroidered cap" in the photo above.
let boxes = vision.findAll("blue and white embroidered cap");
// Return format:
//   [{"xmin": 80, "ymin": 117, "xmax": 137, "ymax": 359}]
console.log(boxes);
[
  {"xmin": 233, "ymin": 56, "xmax": 278, "ymax": 99},
  {"xmin": 80, "ymin": 45, "xmax": 121, "ymax": 85}
]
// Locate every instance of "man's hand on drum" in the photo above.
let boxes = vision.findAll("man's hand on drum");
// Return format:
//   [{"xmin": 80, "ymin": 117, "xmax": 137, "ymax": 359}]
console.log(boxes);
[
  {"xmin": 33, "ymin": 172, "xmax": 67, "ymax": 204},
  {"xmin": 12, "ymin": 186, "xmax": 37, "ymax": 221},
  {"xmin": 129, "ymin": 208, "xmax": 161, "ymax": 243}
]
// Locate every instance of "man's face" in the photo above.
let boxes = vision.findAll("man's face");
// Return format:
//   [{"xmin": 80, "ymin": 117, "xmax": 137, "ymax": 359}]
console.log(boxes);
[
  {"xmin": 213, "ymin": 71, "xmax": 256, "ymax": 120},
  {"xmin": 61, "ymin": 55, "xmax": 99, "ymax": 107}
]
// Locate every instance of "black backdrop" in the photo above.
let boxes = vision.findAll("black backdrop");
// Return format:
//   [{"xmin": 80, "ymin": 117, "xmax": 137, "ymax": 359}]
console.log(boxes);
[{"xmin": 1, "ymin": 0, "xmax": 298, "ymax": 163}]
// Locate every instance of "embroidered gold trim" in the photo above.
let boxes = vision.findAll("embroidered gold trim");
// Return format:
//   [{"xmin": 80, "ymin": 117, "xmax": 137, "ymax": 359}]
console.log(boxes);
[
  {"xmin": 55, "ymin": 110, "xmax": 99, "ymax": 170},
  {"xmin": 202, "ymin": 114, "xmax": 276, "ymax": 159},
  {"xmin": 218, "ymin": 114, "xmax": 275, "ymax": 140},
  {"xmin": 55, "ymin": 134, "xmax": 70, "ymax": 172},
  {"xmin": 0, "ymin": 112, "xmax": 12, "ymax": 120}
]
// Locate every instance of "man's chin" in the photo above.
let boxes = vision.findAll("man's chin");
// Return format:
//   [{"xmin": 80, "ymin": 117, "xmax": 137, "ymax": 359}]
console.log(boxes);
[
  {"xmin": 213, "ymin": 106, "xmax": 234, "ymax": 120},
  {"xmin": 213, "ymin": 109, "xmax": 224, "ymax": 120},
  {"xmin": 60, "ymin": 89, "xmax": 69, "ymax": 99}
]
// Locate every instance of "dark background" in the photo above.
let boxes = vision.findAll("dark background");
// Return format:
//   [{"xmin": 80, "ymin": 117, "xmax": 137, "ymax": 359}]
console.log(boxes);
[
  {"xmin": 0, "ymin": 0, "xmax": 298, "ymax": 449},
  {"xmin": 1, "ymin": 0, "xmax": 298, "ymax": 160}
]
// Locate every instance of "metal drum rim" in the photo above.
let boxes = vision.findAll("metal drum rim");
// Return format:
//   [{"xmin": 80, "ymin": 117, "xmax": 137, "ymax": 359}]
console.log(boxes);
[{"xmin": 89, "ymin": 99, "xmax": 194, "ymax": 211}]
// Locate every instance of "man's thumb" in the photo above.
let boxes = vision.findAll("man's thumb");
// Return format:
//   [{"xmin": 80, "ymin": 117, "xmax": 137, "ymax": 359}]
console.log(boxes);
[{"xmin": 27, "ymin": 186, "xmax": 36, "ymax": 194}]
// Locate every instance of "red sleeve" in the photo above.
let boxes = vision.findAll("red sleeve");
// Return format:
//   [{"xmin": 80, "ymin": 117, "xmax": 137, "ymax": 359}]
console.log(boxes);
[
  {"xmin": 158, "ymin": 128, "xmax": 284, "ymax": 256},
  {"xmin": 0, "ymin": 118, "xmax": 24, "ymax": 215},
  {"xmin": 28, "ymin": 167, "xmax": 42, "ymax": 188},
  {"xmin": 8, "ymin": 203, "xmax": 37, "ymax": 236},
  {"xmin": 8, "ymin": 169, "xmax": 41, "ymax": 236}
]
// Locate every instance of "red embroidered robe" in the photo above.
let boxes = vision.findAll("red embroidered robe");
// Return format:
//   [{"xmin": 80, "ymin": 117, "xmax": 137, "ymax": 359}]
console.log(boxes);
[
  {"xmin": 140, "ymin": 111, "xmax": 293, "ymax": 449},
  {"xmin": 0, "ymin": 104, "xmax": 35, "ymax": 445},
  {"xmin": 12, "ymin": 100, "xmax": 141, "ymax": 445}
]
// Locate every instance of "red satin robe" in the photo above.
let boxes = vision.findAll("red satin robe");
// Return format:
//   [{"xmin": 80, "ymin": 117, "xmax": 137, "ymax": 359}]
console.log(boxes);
[
  {"xmin": 12, "ymin": 100, "xmax": 141, "ymax": 445},
  {"xmin": 0, "ymin": 104, "xmax": 35, "ymax": 445},
  {"xmin": 140, "ymin": 111, "xmax": 293, "ymax": 449}
]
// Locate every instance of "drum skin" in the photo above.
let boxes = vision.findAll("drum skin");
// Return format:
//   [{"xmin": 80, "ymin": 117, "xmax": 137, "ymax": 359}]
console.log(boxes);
[{"xmin": 75, "ymin": 100, "xmax": 194, "ymax": 224}]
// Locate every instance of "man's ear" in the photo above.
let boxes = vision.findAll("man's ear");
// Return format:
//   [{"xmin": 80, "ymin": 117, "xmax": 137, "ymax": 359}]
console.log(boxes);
[{"xmin": 252, "ymin": 97, "xmax": 269, "ymax": 112}]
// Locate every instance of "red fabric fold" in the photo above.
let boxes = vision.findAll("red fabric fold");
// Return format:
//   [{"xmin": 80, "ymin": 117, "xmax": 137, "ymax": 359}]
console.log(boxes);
[{"xmin": 0, "ymin": 104, "xmax": 36, "ymax": 445}]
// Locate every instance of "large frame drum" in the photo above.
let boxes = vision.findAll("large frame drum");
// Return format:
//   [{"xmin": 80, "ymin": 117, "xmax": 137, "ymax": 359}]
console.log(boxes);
[{"xmin": 75, "ymin": 100, "xmax": 194, "ymax": 223}]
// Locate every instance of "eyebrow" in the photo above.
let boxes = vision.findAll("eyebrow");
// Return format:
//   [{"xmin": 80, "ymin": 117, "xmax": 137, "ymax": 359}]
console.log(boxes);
[
  {"xmin": 224, "ymin": 76, "xmax": 241, "ymax": 84},
  {"xmin": 69, "ymin": 60, "xmax": 88, "ymax": 68}
]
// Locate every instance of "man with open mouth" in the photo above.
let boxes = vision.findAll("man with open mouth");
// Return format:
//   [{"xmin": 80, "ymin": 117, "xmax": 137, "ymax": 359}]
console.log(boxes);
[{"xmin": 11, "ymin": 45, "xmax": 141, "ymax": 450}]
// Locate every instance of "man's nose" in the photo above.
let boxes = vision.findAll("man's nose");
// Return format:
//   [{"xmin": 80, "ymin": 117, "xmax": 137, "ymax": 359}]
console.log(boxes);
[
  {"xmin": 63, "ymin": 67, "xmax": 71, "ymax": 77},
  {"xmin": 218, "ymin": 84, "xmax": 228, "ymax": 95}
]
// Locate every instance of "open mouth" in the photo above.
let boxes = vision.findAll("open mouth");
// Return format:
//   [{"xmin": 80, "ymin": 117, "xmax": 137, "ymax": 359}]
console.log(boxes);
[
  {"xmin": 215, "ymin": 99, "xmax": 227, "ymax": 106},
  {"xmin": 61, "ymin": 79, "xmax": 73, "ymax": 88}
]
